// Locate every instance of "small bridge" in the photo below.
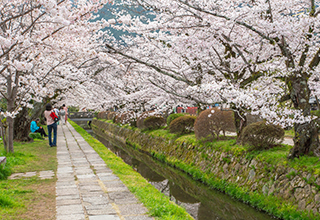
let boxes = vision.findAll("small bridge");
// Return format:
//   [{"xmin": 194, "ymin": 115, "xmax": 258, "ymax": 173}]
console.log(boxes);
[{"xmin": 68, "ymin": 112, "xmax": 94, "ymax": 121}]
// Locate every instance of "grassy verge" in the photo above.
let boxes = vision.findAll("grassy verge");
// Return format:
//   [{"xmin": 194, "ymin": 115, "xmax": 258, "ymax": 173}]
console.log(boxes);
[
  {"xmin": 0, "ymin": 139, "xmax": 57, "ymax": 220},
  {"xmin": 69, "ymin": 120, "xmax": 193, "ymax": 220}
]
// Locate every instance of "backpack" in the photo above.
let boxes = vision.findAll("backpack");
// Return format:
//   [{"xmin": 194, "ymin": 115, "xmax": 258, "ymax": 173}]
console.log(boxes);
[
  {"xmin": 50, "ymin": 111, "xmax": 59, "ymax": 123},
  {"xmin": 60, "ymin": 109, "xmax": 66, "ymax": 116}
]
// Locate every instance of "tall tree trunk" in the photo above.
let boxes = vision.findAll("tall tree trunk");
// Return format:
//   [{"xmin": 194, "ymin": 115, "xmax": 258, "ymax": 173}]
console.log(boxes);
[
  {"xmin": 6, "ymin": 116, "xmax": 14, "ymax": 153},
  {"xmin": 13, "ymin": 107, "xmax": 32, "ymax": 142},
  {"xmin": 288, "ymin": 76, "xmax": 320, "ymax": 158},
  {"xmin": 6, "ymin": 98, "xmax": 15, "ymax": 153},
  {"xmin": 232, "ymin": 106, "xmax": 247, "ymax": 139},
  {"xmin": 0, "ymin": 120, "xmax": 7, "ymax": 151}
]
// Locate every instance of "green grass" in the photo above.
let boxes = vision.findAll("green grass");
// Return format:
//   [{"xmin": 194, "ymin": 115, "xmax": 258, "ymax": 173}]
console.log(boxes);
[
  {"xmin": 69, "ymin": 120, "xmax": 193, "ymax": 220},
  {"xmin": 144, "ymin": 128, "xmax": 178, "ymax": 139},
  {"xmin": 0, "ymin": 138, "xmax": 57, "ymax": 219},
  {"xmin": 284, "ymin": 128, "xmax": 295, "ymax": 138}
]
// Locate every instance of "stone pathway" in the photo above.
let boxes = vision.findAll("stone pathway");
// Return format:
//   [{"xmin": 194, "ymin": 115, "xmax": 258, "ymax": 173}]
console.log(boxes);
[{"xmin": 56, "ymin": 122, "xmax": 153, "ymax": 220}]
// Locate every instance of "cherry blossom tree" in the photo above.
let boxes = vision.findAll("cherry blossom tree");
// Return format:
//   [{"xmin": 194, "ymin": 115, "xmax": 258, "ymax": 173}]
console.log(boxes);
[
  {"xmin": 0, "ymin": 0, "xmax": 112, "ymax": 152},
  {"xmin": 100, "ymin": 0, "xmax": 320, "ymax": 158}
]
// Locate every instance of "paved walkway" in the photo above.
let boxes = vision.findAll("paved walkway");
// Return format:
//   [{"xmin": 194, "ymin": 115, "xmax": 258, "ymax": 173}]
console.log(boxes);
[{"xmin": 56, "ymin": 122, "xmax": 153, "ymax": 220}]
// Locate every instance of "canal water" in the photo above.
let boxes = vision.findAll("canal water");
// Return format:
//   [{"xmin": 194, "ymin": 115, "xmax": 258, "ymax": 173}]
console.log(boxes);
[{"xmin": 79, "ymin": 123, "xmax": 276, "ymax": 220}]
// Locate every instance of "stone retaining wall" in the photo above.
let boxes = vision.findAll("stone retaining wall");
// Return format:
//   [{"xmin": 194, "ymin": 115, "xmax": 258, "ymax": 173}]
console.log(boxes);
[{"xmin": 92, "ymin": 119, "xmax": 320, "ymax": 216}]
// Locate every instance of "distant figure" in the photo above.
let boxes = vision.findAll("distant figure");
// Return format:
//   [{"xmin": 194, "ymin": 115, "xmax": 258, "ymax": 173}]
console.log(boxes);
[
  {"xmin": 44, "ymin": 103, "xmax": 57, "ymax": 147},
  {"xmin": 59, "ymin": 106, "xmax": 66, "ymax": 124},
  {"xmin": 30, "ymin": 118, "xmax": 47, "ymax": 137},
  {"xmin": 62, "ymin": 104, "xmax": 68, "ymax": 123},
  {"xmin": 53, "ymin": 106, "xmax": 60, "ymax": 125},
  {"xmin": 81, "ymin": 107, "xmax": 87, "ymax": 112}
]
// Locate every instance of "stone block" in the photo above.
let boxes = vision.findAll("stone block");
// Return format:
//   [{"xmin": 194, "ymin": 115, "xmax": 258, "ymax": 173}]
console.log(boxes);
[{"xmin": 118, "ymin": 204, "xmax": 148, "ymax": 215}]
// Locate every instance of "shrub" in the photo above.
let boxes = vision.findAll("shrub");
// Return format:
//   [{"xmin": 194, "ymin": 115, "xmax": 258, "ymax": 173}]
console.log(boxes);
[
  {"xmin": 120, "ymin": 111, "xmax": 136, "ymax": 126},
  {"xmin": 240, "ymin": 121, "xmax": 284, "ymax": 151},
  {"xmin": 137, "ymin": 111, "xmax": 160, "ymax": 129},
  {"xmin": 167, "ymin": 113, "xmax": 187, "ymax": 126},
  {"xmin": 29, "ymin": 133, "xmax": 43, "ymax": 140},
  {"xmin": 107, "ymin": 112, "xmax": 117, "ymax": 120},
  {"xmin": 143, "ymin": 116, "xmax": 166, "ymax": 130},
  {"xmin": 194, "ymin": 108, "xmax": 235, "ymax": 141},
  {"xmin": 113, "ymin": 113, "xmax": 122, "ymax": 124},
  {"xmin": 101, "ymin": 111, "xmax": 109, "ymax": 119},
  {"xmin": 169, "ymin": 116, "xmax": 196, "ymax": 134},
  {"xmin": 97, "ymin": 111, "xmax": 109, "ymax": 119}
]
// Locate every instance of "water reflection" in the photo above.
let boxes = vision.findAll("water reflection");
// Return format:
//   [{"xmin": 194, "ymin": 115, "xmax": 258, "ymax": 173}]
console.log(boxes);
[{"xmin": 95, "ymin": 134, "xmax": 275, "ymax": 220}]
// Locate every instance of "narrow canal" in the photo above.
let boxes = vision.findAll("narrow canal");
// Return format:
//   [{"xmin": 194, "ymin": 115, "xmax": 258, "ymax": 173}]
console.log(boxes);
[{"xmin": 77, "ymin": 121, "xmax": 276, "ymax": 220}]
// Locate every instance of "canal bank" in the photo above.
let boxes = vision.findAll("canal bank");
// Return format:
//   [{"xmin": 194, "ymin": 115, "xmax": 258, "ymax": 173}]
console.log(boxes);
[
  {"xmin": 95, "ymin": 133, "xmax": 274, "ymax": 220},
  {"xmin": 92, "ymin": 119, "xmax": 320, "ymax": 220},
  {"xmin": 69, "ymin": 120, "xmax": 193, "ymax": 220}
]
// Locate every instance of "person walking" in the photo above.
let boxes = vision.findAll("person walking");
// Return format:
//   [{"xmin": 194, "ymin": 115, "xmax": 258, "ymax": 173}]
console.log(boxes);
[
  {"xmin": 30, "ymin": 118, "xmax": 47, "ymax": 137},
  {"xmin": 44, "ymin": 103, "xmax": 57, "ymax": 147},
  {"xmin": 59, "ymin": 106, "xmax": 66, "ymax": 124},
  {"xmin": 53, "ymin": 106, "xmax": 60, "ymax": 125},
  {"xmin": 62, "ymin": 104, "xmax": 68, "ymax": 123}
]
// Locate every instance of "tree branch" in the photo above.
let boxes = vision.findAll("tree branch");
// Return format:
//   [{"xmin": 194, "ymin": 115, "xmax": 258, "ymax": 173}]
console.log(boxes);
[{"xmin": 105, "ymin": 44, "xmax": 195, "ymax": 86}]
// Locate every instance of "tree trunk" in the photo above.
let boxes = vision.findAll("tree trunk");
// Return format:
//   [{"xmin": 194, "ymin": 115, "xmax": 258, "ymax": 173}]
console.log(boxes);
[
  {"xmin": 0, "ymin": 120, "xmax": 7, "ymax": 151},
  {"xmin": 233, "ymin": 107, "xmax": 247, "ymax": 138},
  {"xmin": 288, "ymin": 76, "xmax": 320, "ymax": 158},
  {"xmin": 13, "ymin": 107, "xmax": 32, "ymax": 142},
  {"xmin": 5, "ymin": 95, "xmax": 15, "ymax": 153},
  {"xmin": 6, "ymin": 116, "xmax": 14, "ymax": 153}
]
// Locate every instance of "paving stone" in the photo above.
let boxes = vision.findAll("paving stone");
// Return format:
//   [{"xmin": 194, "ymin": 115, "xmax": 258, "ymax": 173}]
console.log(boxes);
[
  {"xmin": 103, "ymin": 181, "xmax": 125, "ymax": 187},
  {"xmin": 113, "ymin": 198, "xmax": 140, "ymax": 205},
  {"xmin": 108, "ymin": 191, "xmax": 135, "ymax": 200},
  {"xmin": 39, "ymin": 170, "xmax": 55, "ymax": 179},
  {"xmin": 97, "ymin": 173, "xmax": 113, "ymax": 178},
  {"xmin": 23, "ymin": 172, "xmax": 37, "ymax": 177},
  {"xmin": 57, "ymin": 167, "xmax": 73, "ymax": 173},
  {"xmin": 95, "ymin": 168, "xmax": 113, "ymax": 174},
  {"xmin": 89, "ymin": 215, "xmax": 120, "ymax": 220},
  {"xmin": 56, "ymin": 199, "xmax": 82, "ymax": 206},
  {"xmin": 99, "ymin": 175, "xmax": 119, "ymax": 181},
  {"xmin": 84, "ymin": 203, "xmax": 113, "ymax": 210},
  {"xmin": 82, "ymin": 196, "xmax": 109, "ymax": 205},
  {"xmin": 75, "ymin": 169, "xmax": 94, "ymax": 175},
  {"xmin": 85, "ymin": 204, "xmax": 116, "ymax": 215},
  {"xmin": 118, "ymin": 204, "xmax": 148, "ymax": 215},
  {"xmin": 56, "ymin": 204, "xmax": 84, "ymax": 215},
  {"xmin": 56, "ymin": 185, "xmax": 78, "ymax": 190},
  {"xmin": 8, "ymin": 173, "xmax": 25, "ymax": 179},
  {"xmin": 57, "ymin": 214, "xmax": 86, "ymax": 220},
  {"xmin": 79, "ymin": 185, "xmax": 102, "ymax": 191},
  {"xmin": 124, "ymin": 216, "xmax": 154, "ymax": 220},
  {"xmin": 77, "ymin": 174, "xmax": 96, "ymax": 179},
  {"xmin": 57, "ymin": 175, "xmax": 75, "ymax": 181},
  {"xmin": 56, "ymin": 194, "xmax": 80, "ymax": 200},
  {"xmin": 56, "ymin": 181, "xmax": 76, "ymax": 187},
  {"xmin": 87, "ymin": 209, "xmax": 117, "ymax": 215},
  {"xmin": 56, "ymin": 188, "xmax": 79, "ymax": 196}
]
